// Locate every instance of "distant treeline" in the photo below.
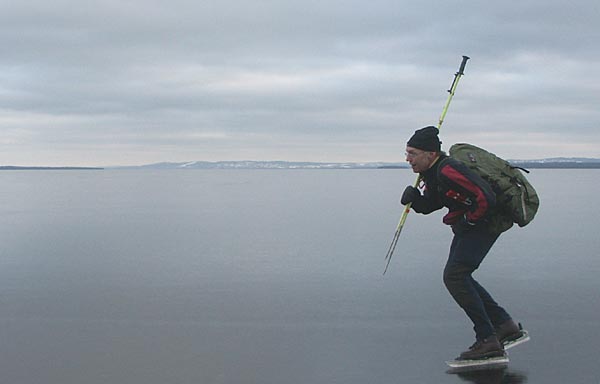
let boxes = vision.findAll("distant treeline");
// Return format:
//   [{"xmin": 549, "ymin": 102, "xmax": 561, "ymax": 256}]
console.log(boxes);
[
  {"xmin": 512, "ymin": 162, "xmax": 600, "ymax": 169},
  {"xmin": 2, "ymin": 162, "xmax": 600, "ymax": 171},
  {"xmin": 380, "ymin": 162, "xmax": 600, "ymax": 169},
  {"xmin": 0, "ymin": 166, "xmax": 103, "ymax": 170}
]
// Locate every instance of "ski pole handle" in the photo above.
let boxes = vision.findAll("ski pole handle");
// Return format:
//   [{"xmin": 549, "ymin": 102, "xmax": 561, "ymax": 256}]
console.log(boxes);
[
  {"xmin": 441, "ymin": 55, "xmax": 469, "ymax": 126},
  {"xmin": 447, "ymin": 56, "xmax": 470, "ymax": 93},
  {"xmin": 458, "ymin": 56, "xmax": 470, "ymax": 75}
]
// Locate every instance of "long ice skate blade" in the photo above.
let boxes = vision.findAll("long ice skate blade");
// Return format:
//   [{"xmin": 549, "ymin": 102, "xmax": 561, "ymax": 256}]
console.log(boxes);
[
  {"xmin": 503, "ymin": 330, "xmax": 530, "ymax": 350},
  {"xmin": 446, "ymin": 355, "xmax": 509, "ymax": 369}
]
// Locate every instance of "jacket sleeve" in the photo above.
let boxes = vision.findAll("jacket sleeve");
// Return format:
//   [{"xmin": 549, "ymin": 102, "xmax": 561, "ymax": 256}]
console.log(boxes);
[{"xmin": 438, "ymin": 162, "xmax": 496, "ymax": 223}]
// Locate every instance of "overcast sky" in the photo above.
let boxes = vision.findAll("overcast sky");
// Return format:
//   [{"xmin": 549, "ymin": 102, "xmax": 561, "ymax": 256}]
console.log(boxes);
[{"xmin": 1, "ymin": 0, "xmax": 598, "ymax": 166}]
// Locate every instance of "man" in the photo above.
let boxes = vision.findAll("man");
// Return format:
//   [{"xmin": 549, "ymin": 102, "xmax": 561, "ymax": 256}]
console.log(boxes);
[{"xmin": 401, "ymin": 126, "xmax": 525, "ymax": 361}]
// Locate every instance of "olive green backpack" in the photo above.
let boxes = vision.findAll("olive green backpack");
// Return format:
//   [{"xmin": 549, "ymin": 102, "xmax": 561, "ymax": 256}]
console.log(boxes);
[{"xmin": 448, "ymin": 143, "xmax": 540, "ymax": 233}]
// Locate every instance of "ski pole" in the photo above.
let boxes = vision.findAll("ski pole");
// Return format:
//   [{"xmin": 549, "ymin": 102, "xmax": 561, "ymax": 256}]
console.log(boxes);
[{"xmin": 383, "ymin": 55, "xmax": 469, "ymax": 275}]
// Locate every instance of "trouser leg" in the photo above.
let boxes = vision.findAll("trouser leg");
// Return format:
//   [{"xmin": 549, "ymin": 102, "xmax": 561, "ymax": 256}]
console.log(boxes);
[
  {"xmin": 443, "ymin": 229, "xmax": 511, "ymax": 340},
  {"xmin": 471, "ymin": 278, "xmax": 512, "ymax": 328}
]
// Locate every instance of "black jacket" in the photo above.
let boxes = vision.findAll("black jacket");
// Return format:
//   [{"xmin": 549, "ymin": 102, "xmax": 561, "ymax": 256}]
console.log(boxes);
[{"xmin": 410, "ymin": 154, "xmax": 497, "ymax": 226}]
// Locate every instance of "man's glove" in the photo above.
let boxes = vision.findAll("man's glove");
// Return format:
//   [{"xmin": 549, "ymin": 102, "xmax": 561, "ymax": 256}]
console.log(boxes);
[
  {"xmin": 451, "ymin": 215, "xmax": 477, "ymax": 236},
  {"xmin": 401, "ymin": 186, "xmax": 421, "ymax": 205}
]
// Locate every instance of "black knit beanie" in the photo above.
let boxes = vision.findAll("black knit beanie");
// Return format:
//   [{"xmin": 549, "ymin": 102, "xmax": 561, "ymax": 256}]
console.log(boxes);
[{"xmin": 407, "ymin": 126, "xmax": 441, "ymax": 152}]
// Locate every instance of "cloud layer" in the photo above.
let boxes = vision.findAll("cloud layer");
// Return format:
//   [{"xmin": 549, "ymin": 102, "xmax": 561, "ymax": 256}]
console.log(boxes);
[{"xmin": 1, "ymin": 0, "xmax": 599, "ymax": 165}]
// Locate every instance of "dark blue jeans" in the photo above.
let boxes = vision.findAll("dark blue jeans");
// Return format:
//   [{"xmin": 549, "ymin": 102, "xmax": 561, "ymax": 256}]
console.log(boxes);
[{"xmin": 443, "ymin": 227, "xmax": 512, "ymax": 340}]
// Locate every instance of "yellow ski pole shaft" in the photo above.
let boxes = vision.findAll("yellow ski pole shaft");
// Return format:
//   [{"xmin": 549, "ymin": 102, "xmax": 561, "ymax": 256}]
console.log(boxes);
[
  {"xmin": 439, "ymin": 55, "xmax": 470, "ymax": 129},
  {"xmin": 383, "ymin": 55, "xmax": 469, "ymax": 275}
]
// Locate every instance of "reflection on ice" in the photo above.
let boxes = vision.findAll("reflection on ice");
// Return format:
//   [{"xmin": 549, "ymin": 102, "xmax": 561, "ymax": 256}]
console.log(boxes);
[{"xmin": 448, "ymin": 367, "xmax": 527, "ymax": 384}]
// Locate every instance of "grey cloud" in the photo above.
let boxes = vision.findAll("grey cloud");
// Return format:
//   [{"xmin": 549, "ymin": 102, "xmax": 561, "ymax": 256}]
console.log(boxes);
[{"xmin": 1, "ymin": 0, "xmax": 599, "ymax": 165}]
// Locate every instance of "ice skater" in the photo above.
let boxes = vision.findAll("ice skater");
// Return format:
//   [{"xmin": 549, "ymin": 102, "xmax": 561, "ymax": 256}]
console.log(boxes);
[{"xmin": 400, "ymin": 126, "xmax": 529, "ymax": 363}]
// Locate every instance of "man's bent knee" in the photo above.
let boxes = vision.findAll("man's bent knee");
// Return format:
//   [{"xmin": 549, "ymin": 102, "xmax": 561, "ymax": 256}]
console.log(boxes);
[{"xmin": 443, "ymin": 263, "xmax": 475, "ymax": 295}]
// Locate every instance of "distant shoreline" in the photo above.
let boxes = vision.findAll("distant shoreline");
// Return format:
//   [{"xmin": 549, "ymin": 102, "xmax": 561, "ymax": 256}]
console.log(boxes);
[
  {"xmin": 0, "ymin": 166, "xmax": 104, "ymax": 171},
  {"xmin": 511, "ymin": 162, "xmax": 600, "ymax": 169},
  {"xmin": 380, "ymin": 162, "xmax": 600, "ymax": 169},
  {"xmin": 2, "ymin": 161, "xmax": 600, "ymax": 170}
]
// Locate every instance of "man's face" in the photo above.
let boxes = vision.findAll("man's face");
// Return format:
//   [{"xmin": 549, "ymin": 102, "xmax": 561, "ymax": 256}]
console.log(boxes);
[{"xmin": 405, "ymin": 146, "xmax": 437, "ymax": 173}]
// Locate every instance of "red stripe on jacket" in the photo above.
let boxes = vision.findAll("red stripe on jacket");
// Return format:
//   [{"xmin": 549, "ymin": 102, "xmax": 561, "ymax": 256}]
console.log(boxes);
[{"xmin": 439, "ymin": 164, "xmax": 491, "ymax": 223}]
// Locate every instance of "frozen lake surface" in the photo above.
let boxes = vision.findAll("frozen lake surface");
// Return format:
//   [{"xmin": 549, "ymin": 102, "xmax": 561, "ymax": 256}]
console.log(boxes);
[{"xmin": 0, "ymin": 169, "xmax": 598, "ymax": 383}]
